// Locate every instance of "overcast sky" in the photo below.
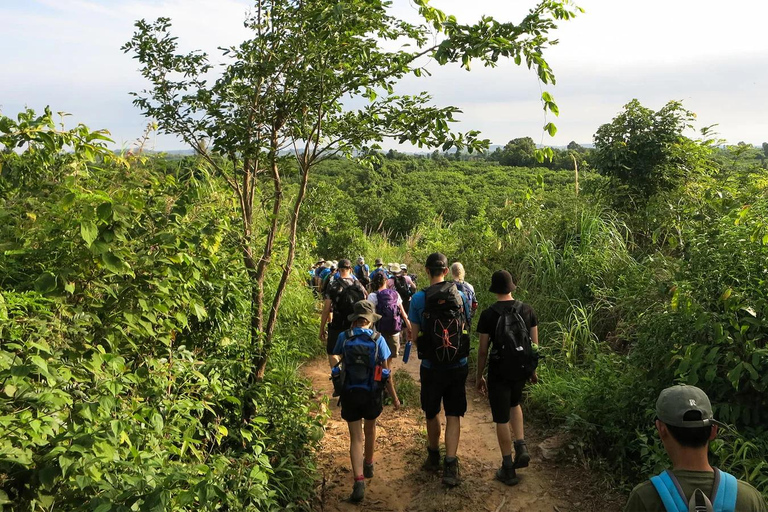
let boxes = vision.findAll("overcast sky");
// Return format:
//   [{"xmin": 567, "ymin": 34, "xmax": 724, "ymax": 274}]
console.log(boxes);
[{"xmin": 2, "ymin": 0, "xmax": 766, "ymax": 151}]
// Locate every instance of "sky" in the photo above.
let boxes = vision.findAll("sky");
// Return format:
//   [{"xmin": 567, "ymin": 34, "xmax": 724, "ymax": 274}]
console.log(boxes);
[{"xmin": 1, "ymin": 0, "xmax": 767, "ymax": 151}]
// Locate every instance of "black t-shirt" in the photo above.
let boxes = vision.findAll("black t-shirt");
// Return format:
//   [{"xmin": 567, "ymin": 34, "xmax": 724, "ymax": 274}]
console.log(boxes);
[
  {"xmin": 476, "ymin": 300, "xmax": 538, "ymax": 347},
  {"xmin": 325, "ymin": 277, "xmax": 367, "ymax": 329}
]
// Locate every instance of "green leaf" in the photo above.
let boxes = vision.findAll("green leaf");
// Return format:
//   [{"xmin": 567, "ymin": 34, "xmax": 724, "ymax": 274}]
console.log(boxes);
[
  {"xmin": 193, "ymin": 303, "xmax": 207, "ymax": 321},
  {"xmin": 97, "ymin": 202, "xmax": 113, "ymax": 222},
  {"xmin": 34, "ymin": 272, "xmax": 57, "ymax": 293},
  {"xmin": 544, "ymin": 122, "xmax": 557, "ymax": 137},
  {"xmin": 81, "ymin": 221, "xmax": 99, "ymax": 246},
  {"xmin": 102, "ymin": 252, "xmax": 126, "ymax": 274}
]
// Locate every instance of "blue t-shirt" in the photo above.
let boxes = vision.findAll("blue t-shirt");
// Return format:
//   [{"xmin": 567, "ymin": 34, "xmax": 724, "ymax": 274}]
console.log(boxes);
[
  {"xmin": 408, "ymin": 285, "xmax": 470, "ymax": 369},
  {"xmin": 332, "ymin": 327, "xmax": 392, "ymax": 363},
  {"xmin": 369, "ymin": 267, "xmax": 389, "ymax": 280},
  {"xmin": 354, "ymin": 264, "xmax": 370, "ymax": 279},
  {"xmin": 319, "ymin": 267, "xmax": 332, "ymax": 280}
]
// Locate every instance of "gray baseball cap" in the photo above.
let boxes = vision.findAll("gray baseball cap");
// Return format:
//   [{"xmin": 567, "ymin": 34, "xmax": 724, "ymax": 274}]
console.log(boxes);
[{"xmin": 656, "ymin": 385, "xmax": 723, "ymax": 428}]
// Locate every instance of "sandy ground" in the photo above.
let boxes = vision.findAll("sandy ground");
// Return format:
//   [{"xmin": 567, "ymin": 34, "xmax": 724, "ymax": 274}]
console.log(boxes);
[{"xmin": 305, "ymin": 355, "xmax": 624, "ymax": 512}]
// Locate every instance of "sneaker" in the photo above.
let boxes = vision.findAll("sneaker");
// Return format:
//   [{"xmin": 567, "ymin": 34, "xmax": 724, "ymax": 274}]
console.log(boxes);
[
  {"xmin": 495, "ymin": 465, "xmax": 520, "ymax": 486},
  {"xmin": 349, "ymin": 480, "xmax": 365, "ymax": 503},
  {"xmin": 513, "ymin": 440, "xmax": 530, "ymax": 469},
  {"xmin": 363, "ymin": 462, "xmax": 374, "ymax": 479},
  {"xmin": 423, "ymin": 448, "xmax": 441, "ymax": 471},
  {"xmin": 442, "ymin": 457, "xmax": 461, "ymax": 487}
]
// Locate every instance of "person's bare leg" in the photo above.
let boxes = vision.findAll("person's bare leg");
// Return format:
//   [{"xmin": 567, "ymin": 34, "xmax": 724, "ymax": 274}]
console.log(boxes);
[
  {"xmin": 445, "ymin": 416, "xmax": 461, "ymax": 458},
  {"xmin": 510, "ymin": 405, "xmax": 525, "ymax": 441},
  {"xmin": 496, "ymin": 421, "xmax": 513, "ymax": 456},
  {"xmin": 363, "ymin": 419, "xmax": 376, "ymax": 463},
  {"xmin": 347, "ymin": 420, "xmax": 364, "ymax": 477},
  {"xmin": 426, "ymin": 415, "xmax": 441, "ymax": 450}
]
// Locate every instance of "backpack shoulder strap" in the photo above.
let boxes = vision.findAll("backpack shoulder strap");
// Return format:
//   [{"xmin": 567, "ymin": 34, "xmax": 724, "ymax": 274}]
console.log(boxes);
[
  {"xmin": 711, "ymin": 468, "xmax": 738, "ymax": 512},
  {"xmin": 650, "ymin": 470, "xmax": 689, "ymax": 512}
]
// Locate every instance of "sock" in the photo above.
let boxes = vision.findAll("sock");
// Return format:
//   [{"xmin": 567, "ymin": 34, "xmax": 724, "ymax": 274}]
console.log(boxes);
[
  {"xmin": 445, "ymin": 456, "xmax": 457, "ymax": 464},
  {"xmin": 428, "ymin": 447, "xmax": 440, "ymax": 455},
  {"xmin": 502, "ymin": 454, "xmax": 514, "ymax": 467},
  {"xmin": 354, "ymin": 475, "xmax": 365, "ymax": 482},
  {"xmin": 364, "ymin": 459, "xmax": 373, "ymax": 465},
  {"xmin": 514, "ymin": 439, "xmax": 526, "ymax": 446}
]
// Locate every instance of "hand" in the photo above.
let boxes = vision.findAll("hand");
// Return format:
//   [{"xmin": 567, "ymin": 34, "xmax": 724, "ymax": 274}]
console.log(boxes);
[
  {"xmin": 319, "ymin": 329, "xmax": 327, "ymax": 342},
  {"xmin": 393, "ymin": 398, "xmax": 401, "ymax": 410},
  {"xmin": 530, "ymin": 371, "xmax": 538, "ymax": 384},
  {"xmin": 476, "ymin": 376, "xmax": 487, "ymax": 396}
]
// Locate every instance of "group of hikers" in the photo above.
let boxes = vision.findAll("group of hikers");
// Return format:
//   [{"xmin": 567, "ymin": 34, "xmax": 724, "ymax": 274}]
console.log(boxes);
[{"xmin": 312, "ymin": 252, "xmax": 767, "ymax": 511}]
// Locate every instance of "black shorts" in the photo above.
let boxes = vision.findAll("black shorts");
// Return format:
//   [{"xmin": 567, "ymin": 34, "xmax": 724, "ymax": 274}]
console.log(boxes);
[
  {"xmin": 326, "ymin": 327, "xmax": 343, "ymax": 355},
  {"xmin": 341, "ymin": 389, "xmax": 383, "ymax": 422},
  {"xmin": 420, "ymin": 364, "xmax": 468, "ymax": 419},
  {"xmin": 488, "ymin": 377, "xmax": 527, "ymax": 423}
]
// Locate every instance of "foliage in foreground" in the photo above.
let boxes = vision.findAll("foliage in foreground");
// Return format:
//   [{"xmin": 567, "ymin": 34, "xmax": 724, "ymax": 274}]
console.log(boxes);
[{"xmin": 0, "ymin": 110, "xmax": 325, "ymax": 510}]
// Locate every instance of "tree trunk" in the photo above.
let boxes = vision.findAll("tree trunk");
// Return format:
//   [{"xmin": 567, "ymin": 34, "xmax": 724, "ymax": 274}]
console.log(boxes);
[{"xmin": 254, "ymin": 159, "xmax": 311, "ymax": 380}]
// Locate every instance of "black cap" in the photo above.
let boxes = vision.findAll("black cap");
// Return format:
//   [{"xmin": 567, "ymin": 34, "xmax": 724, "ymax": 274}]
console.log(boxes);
[
  {"xmin": 425, "ymin": 252, "xmax": 448, "ymax": 269},
  {"xmin": 338, "ymin": 259, "xmax": 352, "ymax": 269},
  {"xmin": 489, "ymin": 270, "xmax": 517, "ymax": 294}
]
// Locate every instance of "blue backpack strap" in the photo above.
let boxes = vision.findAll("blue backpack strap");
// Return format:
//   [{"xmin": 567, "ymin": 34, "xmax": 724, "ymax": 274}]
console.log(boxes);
[
  {"xmin": 711, "ymin": 468, "xmax": 738, "ymax": 512},
  {"xmin": 650, "ymin": 470, "xmax": 689, "ymax": 512}
]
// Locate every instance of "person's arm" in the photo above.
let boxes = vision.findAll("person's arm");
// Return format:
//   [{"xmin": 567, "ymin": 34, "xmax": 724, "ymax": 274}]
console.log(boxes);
[
  {"xmin": 382, "ymin": 358, "xmax": 400, "ymax": 410},
  {"xmin": 398, "ymin": 303, "xmax": 412, "ymax": 341},
  {"xmin": 529, "ymin": 325, "xmax": 539, "ymax": 383},
  {"xmin": 476, "ymin": 333, "xmax": 490, "ymax": 394},
  {"xmin": 319, "ymin": 298, "xmax": 332, "ymax": 341}
]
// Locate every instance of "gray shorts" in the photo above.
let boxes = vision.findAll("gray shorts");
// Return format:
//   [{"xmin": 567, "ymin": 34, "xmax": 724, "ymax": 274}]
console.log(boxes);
[{"xmin": 382, "ymin": 332, "xmax": 401, "ymax": 358}]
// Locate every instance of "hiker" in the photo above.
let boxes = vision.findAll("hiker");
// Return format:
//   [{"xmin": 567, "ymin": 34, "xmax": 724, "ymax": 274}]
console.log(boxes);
[
  {"xmin": 624, "ymin": 385, "xmax": 767, "ymax": 512},
  {"xmin": 354, "ymin": 256, "xmax": 371, "ymax": 289},
  {"xmin": 408, "ymin": 252, "xmax": 472, "ymax": 487},
  {"xmin": 368, "ymin": 271, "xmax": 412, "ymax": 363},
  {"xmin": 476, "ymin": 270, "xmax": 539, "ymax": 486},
  {"xmin": 450, "ymin": 262, "xmax": 478, "ymax": 326},
  {"xmin": 320, "ymin": 260, "xmax": 339, "ymax": 295},
  {"xmin": 401, "ymin": 263, "xmax": 418, "ymax": 286},
  {"xmin": 330, "ymin": 300, "xmax": 401, "ymax": 503},
  {"xmin": 313, "ymin": 259, "xmax": 327, "ymax": 291},
  {"xmin": 388, "ymin": 263, "xmax": 416, "ymax": 314},
  {"xmin": 320, "ymin": 259, "xmax": 368, "ymax": 366},
  {"xmin": 369, "ymin": 258, "xmax": 388, "ymax": 281}
]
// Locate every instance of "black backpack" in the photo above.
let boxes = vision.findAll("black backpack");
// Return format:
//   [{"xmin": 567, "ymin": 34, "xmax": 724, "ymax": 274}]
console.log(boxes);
[
  {"xmin": 330, "ymin": 279, "xmax": 366, "ymax": 329},
  {"xmin": 417, "ymin": 282, "xmax": 470, "ymax": 364},
  {"xmin": 394, "ymin": 275, "xmax": 413, "ymax": 302},
  {"xmin": 489, "ymin": 301, "xmax": 538, "ymax": 378},
  {"xmin": 355, "ymin": 265, "xmax": 371, "ymax": 288}
]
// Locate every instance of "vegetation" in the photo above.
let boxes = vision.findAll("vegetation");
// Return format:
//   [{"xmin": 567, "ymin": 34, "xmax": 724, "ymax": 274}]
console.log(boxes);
[{"xmin": 0, "ymin": 109, "xmax": 326, "ymax": 510}]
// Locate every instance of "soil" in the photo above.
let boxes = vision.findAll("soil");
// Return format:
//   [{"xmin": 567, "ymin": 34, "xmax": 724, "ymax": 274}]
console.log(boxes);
[{"xmin": 305, "ymin": 356, "xmax": 625, "ymax": 512}]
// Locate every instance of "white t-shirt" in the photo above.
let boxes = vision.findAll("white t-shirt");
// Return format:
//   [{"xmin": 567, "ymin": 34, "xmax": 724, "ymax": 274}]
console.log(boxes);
[{"xmin": 367, "ymin": 290, "xmax": 403, "ymax": 307}]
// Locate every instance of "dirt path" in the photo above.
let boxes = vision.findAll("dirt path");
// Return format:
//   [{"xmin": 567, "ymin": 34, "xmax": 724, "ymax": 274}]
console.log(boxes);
[{"xmin": 306, "ymin": 356, "xmax": 624, "ymax": 512}]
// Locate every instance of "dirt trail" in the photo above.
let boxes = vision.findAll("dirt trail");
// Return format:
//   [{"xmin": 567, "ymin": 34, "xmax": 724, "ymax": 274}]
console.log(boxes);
[{"xmin": 306, "ymin": 356, "xmax": 623, "ymax": 512}]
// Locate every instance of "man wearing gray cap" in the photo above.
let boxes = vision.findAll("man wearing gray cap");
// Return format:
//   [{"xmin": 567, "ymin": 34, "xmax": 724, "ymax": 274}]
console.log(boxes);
[{"xmin": 624, "ymin": 385, "xmax": 766, "ymax": 511}]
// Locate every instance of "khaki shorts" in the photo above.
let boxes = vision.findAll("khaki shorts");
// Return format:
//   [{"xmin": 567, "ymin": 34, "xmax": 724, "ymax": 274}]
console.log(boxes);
[{"xmin": 382, "ymin": 332, "xmax": 401, "ymax": 358}]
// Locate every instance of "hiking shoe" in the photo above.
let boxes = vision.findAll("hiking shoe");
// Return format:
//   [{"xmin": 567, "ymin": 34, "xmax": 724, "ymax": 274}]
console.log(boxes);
[
  {"xmin": 363, "ymin": 462, "xmax": 374, "ymax": 479},
  {"xmin": 423, "ymin": 448, "xmax": 441, "ymax": 471},
  {"xmin": 495, "ymin": 465, "xmax": 520, "ymax": 486},
  {"xmin": 513, "ymin": 440, "xmax": 530, "ymax": 469},
  {"xmin": 442, "ymin": 457, "xmax": 461, "ymax": 487},
  {"xmin": 349, "ymin": 480, "xmax": 365, "ymax": 503}
]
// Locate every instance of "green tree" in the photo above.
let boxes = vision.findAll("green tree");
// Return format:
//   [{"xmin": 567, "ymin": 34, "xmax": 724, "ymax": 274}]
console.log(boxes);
[
  {"xmin": 123, "ymin": 0, "xmax": 579, "ymax": 381},
  {"xmin": 499, "ymin": 136, "xmax": 537, "ymax": 166},
  {"xmin": 592, "ymin": 99, "xmax": 710, "ymax": 203}
]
